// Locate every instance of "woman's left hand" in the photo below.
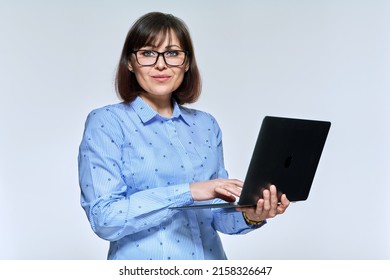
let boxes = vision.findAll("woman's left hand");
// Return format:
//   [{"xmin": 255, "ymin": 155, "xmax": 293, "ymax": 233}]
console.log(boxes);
[{"xmin": 236, "ymin": 185, "xmax": 290, "ymax": 223}]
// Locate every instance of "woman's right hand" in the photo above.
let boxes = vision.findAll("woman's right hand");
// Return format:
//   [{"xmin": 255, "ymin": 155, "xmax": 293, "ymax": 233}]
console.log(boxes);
[{"xmin": 189, "ymin": 179, "xmax": 243, "ymax": 202}]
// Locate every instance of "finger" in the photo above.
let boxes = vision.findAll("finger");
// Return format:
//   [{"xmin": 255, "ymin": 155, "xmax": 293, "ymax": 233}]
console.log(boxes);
[
  {"xmin": 268, "ymin": 185, "xmax": 279, "ymax": 217},
  {"xmin": 280, "ymin": 193, "xmax": 290, "ymax": 206},
  {"xmin": 277, "ymin": 194, "xmax": 290, "ymax": 214},
  {"xmin": 214, "ymin": 186, "xmax": 237, "ymax": 202},
  {"xmin": 255, "ymin": 198, "xmax": 264, "ymax": 216},
  {"xmin": 214, "ymin": 182, "xmax": 244, "ymax": 202},
  {"xmin": 258, "ymin": 189, "xmax": 270, "ymax": 215},
  {"xmin": 241, "ymin": 201, "xmax": 264, "ymax": 221},
  {"xmin": 216, "ymin": 179, "xmax": 243, "ymax": 193},
  {"xmin": 269, "ymin": 185, "xmax": 279, "ymax": 207},
  {"xmin": 228, "ymin": 179, "xmax": 244, "ymax": 188},
  {"xmin": 219, "ymin": 184, "xmax": 242, "ymax": 197}
]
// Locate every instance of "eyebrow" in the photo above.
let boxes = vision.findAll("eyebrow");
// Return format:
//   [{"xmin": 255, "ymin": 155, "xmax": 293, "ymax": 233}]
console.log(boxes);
[
  {"xmin": 165, "ymin": 44, "xmax": 182, "ymax": 49},
  {"xmin": 142, "ymin": 44, "xmax": 182, "ymax": 49}
]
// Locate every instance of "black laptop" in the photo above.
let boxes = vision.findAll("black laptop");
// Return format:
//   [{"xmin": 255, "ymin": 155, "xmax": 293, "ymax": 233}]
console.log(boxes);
[{"xmin": 170, "ymin": 116, "xmax": 331, "ymax": 210}]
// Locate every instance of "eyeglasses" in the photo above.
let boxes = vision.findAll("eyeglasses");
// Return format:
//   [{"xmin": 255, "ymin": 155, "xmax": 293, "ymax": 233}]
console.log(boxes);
[{"xmin": 132, "ymin": 50, "xmax": 188, "ymax": 67}]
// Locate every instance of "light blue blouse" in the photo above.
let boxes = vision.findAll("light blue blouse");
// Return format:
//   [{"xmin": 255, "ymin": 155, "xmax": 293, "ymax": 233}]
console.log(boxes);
[{"xmin": 78, "ymin": 96, "xmax": 263, "ymax": 260}]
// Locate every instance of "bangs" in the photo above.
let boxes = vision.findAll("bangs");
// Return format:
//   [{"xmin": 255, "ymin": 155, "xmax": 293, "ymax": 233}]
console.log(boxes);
[
  {"xmin": 128, "ymin": 13, "xmax": 189, "ymax": 52},
  {"xmin": 143, "ymin": 28, "xmax": 173, "ymax": 49}
]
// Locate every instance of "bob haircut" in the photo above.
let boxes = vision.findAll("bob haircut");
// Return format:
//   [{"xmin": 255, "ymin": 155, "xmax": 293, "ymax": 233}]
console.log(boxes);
[{"xmin": 115, "ymin": 12, "xmax": 201, "ymax": 105}]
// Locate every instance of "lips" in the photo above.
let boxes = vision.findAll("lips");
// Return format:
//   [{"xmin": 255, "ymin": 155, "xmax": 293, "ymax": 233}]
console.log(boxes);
[{"xmin": 151, "ymin": 74, "xmax": 171, "ymax": 82}]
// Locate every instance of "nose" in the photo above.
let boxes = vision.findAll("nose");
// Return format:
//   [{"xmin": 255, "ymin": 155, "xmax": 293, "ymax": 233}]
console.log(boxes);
[{"xmin": 154, "ymin": 53, "xmax": 167, "ymax": 70}]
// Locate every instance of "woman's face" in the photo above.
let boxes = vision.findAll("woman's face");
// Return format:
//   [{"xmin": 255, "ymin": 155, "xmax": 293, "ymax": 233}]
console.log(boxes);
[{"xmin": 128, "ymin": 30, "xmax": 189, "ymax": 102}]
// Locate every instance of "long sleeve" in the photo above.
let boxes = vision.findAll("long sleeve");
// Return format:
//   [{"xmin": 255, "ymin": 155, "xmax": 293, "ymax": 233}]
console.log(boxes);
[
  {"xmin": 78, "ymin": 97, "xmax": 263, "ymax": 260},
  {"xmin": 78, "ymin": 107, "xmax": 194, "ymax": 241}
]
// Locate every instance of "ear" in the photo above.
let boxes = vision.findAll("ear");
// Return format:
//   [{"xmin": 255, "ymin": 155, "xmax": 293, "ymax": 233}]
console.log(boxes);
[
  {"xmin": 127, "ymin": 61, "xmax": 134, "ymax": 73},
  {"xmin": 185, "ymin": 62, "xmax": 189, "ymax": 72}
]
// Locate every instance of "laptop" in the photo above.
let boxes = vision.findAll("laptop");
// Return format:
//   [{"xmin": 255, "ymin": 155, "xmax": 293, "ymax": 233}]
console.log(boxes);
[{"xmin": 170, "ymin": 116, "xmax": 331, "ymax": 210}]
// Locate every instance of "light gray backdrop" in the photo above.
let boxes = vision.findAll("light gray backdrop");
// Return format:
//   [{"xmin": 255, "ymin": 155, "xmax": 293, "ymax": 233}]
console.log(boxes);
[{"xmin": 0, "ymin": 0, "xmax": 389, "ymax": 259}]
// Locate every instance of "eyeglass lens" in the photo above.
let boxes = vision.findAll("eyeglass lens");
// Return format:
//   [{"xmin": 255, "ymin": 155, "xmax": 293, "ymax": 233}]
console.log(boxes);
[{"xmin": 135, "ymin": 50, "xmax": 186, "ymax": 66}]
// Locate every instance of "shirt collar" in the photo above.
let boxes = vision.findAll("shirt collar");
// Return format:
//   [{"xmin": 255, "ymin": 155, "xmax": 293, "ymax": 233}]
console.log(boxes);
[{"xmin": 131, "ymin": 96, "xmax": 190, "ymax": 126}]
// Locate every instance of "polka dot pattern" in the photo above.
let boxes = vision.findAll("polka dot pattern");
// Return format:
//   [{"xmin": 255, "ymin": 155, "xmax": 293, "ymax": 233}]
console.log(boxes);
[{"xmin": 78, "ymin": 96, "xmax": 260, "ymax": 260}]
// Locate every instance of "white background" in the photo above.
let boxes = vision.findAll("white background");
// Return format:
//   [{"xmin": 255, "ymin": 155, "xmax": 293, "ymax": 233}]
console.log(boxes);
[{"xmin": 0, "ymin": 0, "xmax": 389, "ymax": 259}]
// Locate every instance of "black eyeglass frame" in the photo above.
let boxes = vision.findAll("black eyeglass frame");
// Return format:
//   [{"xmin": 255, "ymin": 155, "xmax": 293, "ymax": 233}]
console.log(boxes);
[{"xmin": 131, "ymin": 50, "xmax": 189, "ymax": 67}]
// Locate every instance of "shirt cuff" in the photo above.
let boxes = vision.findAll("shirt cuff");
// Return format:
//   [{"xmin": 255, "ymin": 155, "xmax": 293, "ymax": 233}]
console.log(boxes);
[{"xmin": 170, "ymin": 183, "xmax": 194, "ymax": 208}]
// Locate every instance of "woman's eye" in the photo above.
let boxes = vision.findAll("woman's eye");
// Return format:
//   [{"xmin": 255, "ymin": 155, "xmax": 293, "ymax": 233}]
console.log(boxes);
[
  {"xmin": 165, "ymin": 50, "xmax": 179, "ymax": 57},
  {"xmin": 141, "ymin": 50, "xmax": 156, "ymax": 57}
]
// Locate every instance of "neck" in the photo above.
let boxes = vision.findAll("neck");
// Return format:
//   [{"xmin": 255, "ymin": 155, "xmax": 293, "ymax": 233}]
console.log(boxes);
[{"xmin": 139, "ymin": 94, "xmax": 173, "ymax": 117}]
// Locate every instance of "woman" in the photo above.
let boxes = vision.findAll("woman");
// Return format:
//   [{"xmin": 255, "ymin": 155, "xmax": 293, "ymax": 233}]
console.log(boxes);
[{"xmin": 78, "ymin": 11, "xmax": 290, "ymax": 260}]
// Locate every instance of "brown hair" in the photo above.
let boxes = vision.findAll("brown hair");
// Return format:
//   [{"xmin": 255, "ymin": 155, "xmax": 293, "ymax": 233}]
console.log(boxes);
[{"xmin": 115, "ymin": 12, "xmax": 201, "ymax": 105}]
